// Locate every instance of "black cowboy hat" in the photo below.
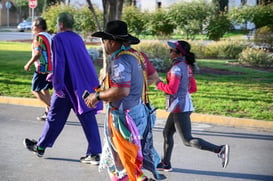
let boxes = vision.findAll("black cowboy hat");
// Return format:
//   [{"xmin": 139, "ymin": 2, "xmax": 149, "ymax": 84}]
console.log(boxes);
[{"xmin": 92, "ymin": 20, "xmax": 140, "ymax": 44}]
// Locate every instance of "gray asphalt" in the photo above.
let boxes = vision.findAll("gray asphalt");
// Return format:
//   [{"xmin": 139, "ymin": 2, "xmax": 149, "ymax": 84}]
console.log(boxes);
[{"xmin": 0, "ymin": 103, "xmax": 273, "ymax": 181}]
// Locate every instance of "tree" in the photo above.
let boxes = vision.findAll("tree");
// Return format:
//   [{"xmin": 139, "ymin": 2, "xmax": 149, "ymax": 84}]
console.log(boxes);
[
  {"xmin": 206, "ymin": 12, "xmax": 232, "ymax": 41},
  {"xmin": 122, "ymin": 5, "xmax": 146, "ymax": 36},
  {"xmin": 148, "ymin": 8, "xmax": 175, "ymax": 39},
  {"xmin": 85, "ymin": 0, "xmax": 125, "ymax": 85},
  {"xmin": 229, "ymin": 3, "xmax": 273, "ymax": 30},
  {"xmin": 168, "ymin": 0, "xmax": 212, "ymax": 39},
  {"xmin": 74, "ymin": 6, "xmax": 103, "ymax": 41},
  {"xmin": 86, "ymin": 0, "xmax": 124, "ymax": 29},
  {"xmin": 42, "ymin": 4, "xmax": 75, "ymax": 33},
  {"xmin": 14, "ymin": 0, "xmax": 44, "ymax": 19}
]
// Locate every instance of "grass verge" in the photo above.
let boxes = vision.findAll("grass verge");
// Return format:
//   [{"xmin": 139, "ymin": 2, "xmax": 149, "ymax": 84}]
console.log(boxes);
[{"xmin": 0, "ymin": 41, "xmax": 272, "ymax": 121}]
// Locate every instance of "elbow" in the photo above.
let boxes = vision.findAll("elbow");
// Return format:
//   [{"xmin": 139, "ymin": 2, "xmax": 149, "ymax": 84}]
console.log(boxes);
[
  {"xmin": 120, "ymin": 91, "xmax": 129, "ymax": 98},
  {"xmin": 168, "ymin": 90, "xmax": 176, "ymax": 95}
]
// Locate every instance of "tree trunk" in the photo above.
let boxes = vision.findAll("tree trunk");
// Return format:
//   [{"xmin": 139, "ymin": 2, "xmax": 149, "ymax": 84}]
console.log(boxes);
[{"xmin": 86, "ymin": 0, "xmax": 124, "ymax": 88}]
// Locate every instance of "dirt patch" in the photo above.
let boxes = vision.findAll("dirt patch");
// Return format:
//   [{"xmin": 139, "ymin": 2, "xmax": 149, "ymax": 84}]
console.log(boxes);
[
  {"xmin": 199, "ymin": 67, "xmax": 243, "ymax": 75},
  {"xmin": 228, "ymin": 62, "xmax": 273, "ymax": 73}
]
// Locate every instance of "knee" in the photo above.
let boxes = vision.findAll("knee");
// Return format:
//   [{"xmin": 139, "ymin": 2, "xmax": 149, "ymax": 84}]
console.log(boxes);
[
  {"xmin": 32, "ymin": 90, "xmax": 39, "ymax": 96},
  {"xmin": 188, "ymin": 139, "xmax": 201, "ymax": 149},
  {"xmin": 182, "ymin": 137, "xmax": 198, "ymax": 147},
  {"xmin": 183, "ymin": 139, "xmax": 191, "ymax": 147}
]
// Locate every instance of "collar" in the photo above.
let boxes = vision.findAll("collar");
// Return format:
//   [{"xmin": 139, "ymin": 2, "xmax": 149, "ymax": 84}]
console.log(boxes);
[
  {"xmin": 111, "ymin": 45, "xmax": 126, "ymax": 60},
  {"xmin": 172, "ymin": 56, "xmax": 185, "ymax": 65}
]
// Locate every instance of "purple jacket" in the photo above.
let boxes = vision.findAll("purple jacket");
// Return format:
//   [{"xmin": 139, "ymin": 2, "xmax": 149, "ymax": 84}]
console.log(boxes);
[{"xmin": 52, "ymin": 31, "xmax": 103, "ymax": 115}]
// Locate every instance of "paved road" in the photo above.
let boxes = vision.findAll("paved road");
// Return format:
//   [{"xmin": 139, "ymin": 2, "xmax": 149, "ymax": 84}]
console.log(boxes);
[
  {"xmin": 0, "ymin": 32, "xmax": 32, "ymax": 41},
  {"xmin": 0, "ymin": 103, "xmax": 273, "ymax": 181}
]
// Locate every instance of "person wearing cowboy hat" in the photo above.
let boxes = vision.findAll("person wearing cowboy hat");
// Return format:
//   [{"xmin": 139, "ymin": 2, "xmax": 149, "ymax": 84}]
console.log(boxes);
[{"xmin": 85, "ymin": 20, "xmax": 155, "ymax": 181}]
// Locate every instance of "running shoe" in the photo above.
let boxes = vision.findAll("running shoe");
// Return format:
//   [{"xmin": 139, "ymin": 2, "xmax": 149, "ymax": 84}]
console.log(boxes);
[
  {"xmin": 36, "ymin": 112, "xmax": 47, "ymax": 121},
  {"xmin": 80, "ymin": 154, "xmax": 100, "ymax": 165},
  {"xmin": 218, "ymin": 144, "xmax": 230, "ymax": 168},
  {"xmin": 23, "ymin": 138, "xmax": 44, "ymax": 157},
  {"xmin": 156, "ymin": 161, "xmax": 173, "ymax": 172}
]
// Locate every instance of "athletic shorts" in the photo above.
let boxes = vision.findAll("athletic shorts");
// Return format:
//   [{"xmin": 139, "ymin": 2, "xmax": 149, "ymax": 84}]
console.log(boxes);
[{"xmin": 32, "ymin": 71, "xmax": 53, "ymax": 92}]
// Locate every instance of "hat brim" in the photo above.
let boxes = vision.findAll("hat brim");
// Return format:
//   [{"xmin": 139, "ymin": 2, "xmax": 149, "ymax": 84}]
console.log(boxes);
[
  {"xmin": 167, "ymin": 41, "xmax": 177, "ymax": 49},
  {"xmin": 128, "ymin": 34, "xmax": 140, "ymax": 45},
  {"xmin": 92, "ymin": 32, "xmax": 139, "ymax": 44},
  {"xmin": 91, "ymin": 32, "xmax": 113, "ymax": 40}
]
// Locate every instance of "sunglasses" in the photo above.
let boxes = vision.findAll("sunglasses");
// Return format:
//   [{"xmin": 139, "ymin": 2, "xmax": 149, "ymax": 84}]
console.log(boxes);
[{"xmin": 169, "ymin": 49, "xmax": 178, "ymax": 53}]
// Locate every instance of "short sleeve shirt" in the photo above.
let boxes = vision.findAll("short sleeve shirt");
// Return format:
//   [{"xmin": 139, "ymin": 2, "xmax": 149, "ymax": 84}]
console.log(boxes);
[
  {"xmin": 33, "ymin": 32, "xmax": 53, "ymax": 73},
  {"xmin": 109, "ymin": 53, "xmax": 143, "ymax": 110}
]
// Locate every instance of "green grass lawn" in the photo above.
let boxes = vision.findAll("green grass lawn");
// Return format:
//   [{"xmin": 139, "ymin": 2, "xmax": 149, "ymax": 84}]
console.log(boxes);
[{"xmin": 1, "ymin": 41, "xmax": 272, "ymax": 121}]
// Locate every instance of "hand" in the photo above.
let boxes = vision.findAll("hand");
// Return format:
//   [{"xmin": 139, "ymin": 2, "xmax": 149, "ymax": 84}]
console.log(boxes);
[
  {"xmin": 84, "ymin": 93, "xmax": 99, "ymax": 108},
  {"xmin": 155, "ymin": 77, "xmax": 163, "ymax": 86},
  {"xmin": 56, "ymin": 90, "xmax": 65, "ymax": 98},
  {"xmin": 24, "ymin": 63, "xmax": 31, "ymax": 71},
  {"xmin": 46, "ymin": 73, "xmax": 53, "ymax": 82}
]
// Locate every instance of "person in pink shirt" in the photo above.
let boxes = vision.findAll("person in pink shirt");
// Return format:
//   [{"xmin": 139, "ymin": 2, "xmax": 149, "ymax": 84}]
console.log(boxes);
[{"xmin": 155, "ymin": 40, "xmax": 230, "ymax": 171}]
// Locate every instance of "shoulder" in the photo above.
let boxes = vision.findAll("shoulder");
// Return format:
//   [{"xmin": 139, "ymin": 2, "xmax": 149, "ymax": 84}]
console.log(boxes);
[{"xmin": 170, "ymin": 63, "xmax": 183, "ymax": 75}]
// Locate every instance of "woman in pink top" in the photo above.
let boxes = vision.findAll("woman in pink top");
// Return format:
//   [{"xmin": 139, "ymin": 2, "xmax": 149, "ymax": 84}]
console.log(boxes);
[{"xmin": 155, "ymin": 40, "xmax": 230, "ymax": 171}]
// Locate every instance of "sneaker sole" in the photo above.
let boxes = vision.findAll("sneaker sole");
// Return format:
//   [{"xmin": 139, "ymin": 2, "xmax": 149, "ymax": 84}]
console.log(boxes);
[
  {"xmin": 223, "ymin": 145, "xmax": 230, "ymax": 168},
  {"xmin": 156, "ymin": 168, "xmax": 173, "ymax": 172},
  {"xmin": 23, "ymin": 139, "xmax": 44, "ymax": 157},
  {"xmin": 90, "ymin": 160, "xmax": 100, "ymax": 165}
]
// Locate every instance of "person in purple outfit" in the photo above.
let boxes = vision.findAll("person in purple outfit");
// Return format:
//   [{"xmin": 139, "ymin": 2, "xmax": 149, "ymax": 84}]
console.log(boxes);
[{"xmin": 24, "ymin": 12, "xmax": 103, "ymax": 165}]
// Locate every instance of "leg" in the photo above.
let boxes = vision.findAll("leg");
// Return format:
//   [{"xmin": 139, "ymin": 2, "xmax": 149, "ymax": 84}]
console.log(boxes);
[
  {"xmin": 32, "ymin": 89, "xmax": 51, "ymax": 111},
  {"xmin": 37, "ymin": 92, "xmax": 72, "ymax": 148},
  {"xmin": 162, "ymin": 113, "xmax": 176, "ymax": 165},
  {"xmin": 78, "ymin": 111, "xmax": 102, "ymax": 155},
  {"xmin": 31, "ymin": 72, "xmax": 52, "ymax": 112},
  {"xmin": 173, "ymin": 112, "xmax": 221, "ymax": 153},
  {"xmin": 41, "ymin": 89, "xmax": 51, "ymax": 112}
]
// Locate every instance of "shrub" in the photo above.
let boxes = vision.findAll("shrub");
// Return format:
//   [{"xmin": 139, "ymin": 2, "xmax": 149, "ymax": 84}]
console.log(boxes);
[
  {"xmin": 42, "ymin": 4, "xmax": 75, "ymax": 33},
  {"xmin": 147, "ymin": 9, "xmax": 175, "ymax": 39},
  {"xmin": 149, "ymin": 58, "xmax": 167, "ymax": 72},
  {"xmin": 133, "ymin": 41, "xmax": 171, "ymax": 72},
  {"xmin": 254, "ymin": 26, "xmax": 273, "ymax": 49},
  {"xmin": 206, "ymin": 13, "xmax": 232, "ymax": 41},
  {"xmin": 87, "ymin": 48, "xmax": 100, "ymax": 61},
  {"xmin": 122, "ymin": 5, "xmax": 146, "ymax": 36},
  {"xmin": 74, "ymin": 6, "xmax": 102, "ymax": 41},
  {"xmin": 168, "ymin": 0, "xmax": 213, "ymax": 39},
  {"xmin": 192, "ymin": 40, "xmax": 249, "ymax": 59},
  {"xmin": 229, "ymin": 4, "xmax": 273, "ymax": 30},
  {"xmin": 238, "ymin": 47, "xmax": 273, "ymax": 68}
]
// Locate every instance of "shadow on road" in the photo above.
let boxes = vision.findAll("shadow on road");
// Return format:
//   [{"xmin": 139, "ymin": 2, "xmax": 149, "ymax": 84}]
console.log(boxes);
[
  {"xmin": 171, "ymin": 168, "xmax": 273, "ymax": 180},
  {"xmin": 45, "ymin": 157, "xmax": 79, "ymax": 163},
  {"xmin": 193, "ymin": 130, "xmax": 273, "ymax": 141}
]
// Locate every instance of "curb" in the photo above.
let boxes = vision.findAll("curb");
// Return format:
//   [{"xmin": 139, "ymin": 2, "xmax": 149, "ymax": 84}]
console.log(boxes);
[{"xmin": 1, "ymin": 96, "xmax": 272, "ymax": 132}]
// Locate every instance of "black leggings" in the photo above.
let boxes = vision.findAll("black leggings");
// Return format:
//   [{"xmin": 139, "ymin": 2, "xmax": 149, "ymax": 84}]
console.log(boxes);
[{"xmin": 162, "ymin": 112, "xmax": 222, "ymax": 164}]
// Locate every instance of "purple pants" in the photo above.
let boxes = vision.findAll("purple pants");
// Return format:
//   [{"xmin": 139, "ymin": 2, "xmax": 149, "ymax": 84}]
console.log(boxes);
[{"xmin": 37, "ymin": 92, "xmax": 102, "ymax": 155}]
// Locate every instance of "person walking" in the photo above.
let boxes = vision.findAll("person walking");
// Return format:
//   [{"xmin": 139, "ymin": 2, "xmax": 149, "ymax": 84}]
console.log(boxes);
[
  {"xmin": 86, "ymin": 20, "xmax": 154, "ymax": 181},
  {"xmin": 24, "ymin": 12, "xmax": 103, "ymax": 165},
  {"xmin": 24, "ymin": 17, "xmax": 53, "ymax": 121},
  {"xmin": 155, "ymin": 40, "xmax": 230, "ymax": 171},
  {"xmin": 123, "ymin": 41, "xmax": 165, "ymax": 180}
]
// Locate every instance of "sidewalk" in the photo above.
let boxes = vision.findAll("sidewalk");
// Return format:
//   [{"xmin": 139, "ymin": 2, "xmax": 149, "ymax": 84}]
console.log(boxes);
[
  {"xmin": 1, "ymin": 96, "xmax": 272, "ymax": 132},
  {"xmin": 0, "ymin": 26, "xmax": 17, "ymax": 32}
]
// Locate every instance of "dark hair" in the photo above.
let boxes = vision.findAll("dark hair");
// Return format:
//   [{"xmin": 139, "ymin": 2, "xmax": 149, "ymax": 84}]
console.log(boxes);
[
  {"xmin": 34, "ymin": 17, "xmax": 47, "ymax": 31},
  {"xmin": 58, "ymin": 12, "xmax": 74, "ymax": 29},
  {"xmin": 177, "ymin": 40, "xmax": 195, "ymax": 66}
]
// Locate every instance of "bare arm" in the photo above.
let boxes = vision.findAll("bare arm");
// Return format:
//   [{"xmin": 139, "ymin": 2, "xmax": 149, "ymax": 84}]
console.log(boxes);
[
  {"xmin": 85, "ymin": 87, "xmax": 130, "ymax": 108},
  {"xmin": 24, "ymin": 50, "xmax": 42, "ymax": 71},
  {"xmin": 147, "ymin": 71, "xmax": 159, "ymax": 86}
]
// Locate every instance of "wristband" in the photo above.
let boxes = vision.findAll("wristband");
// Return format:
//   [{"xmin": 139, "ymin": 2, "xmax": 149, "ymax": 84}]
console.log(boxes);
[{"xmin": 95, "ymin": 91, "xmax": 101, "ymax": 101}]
